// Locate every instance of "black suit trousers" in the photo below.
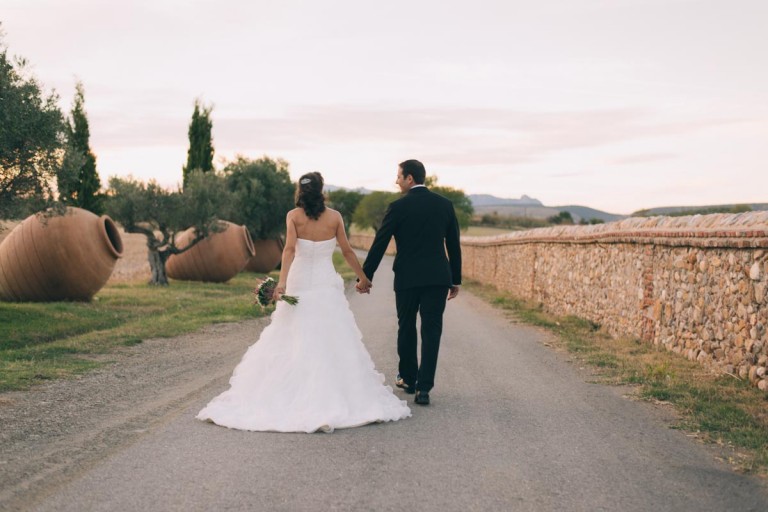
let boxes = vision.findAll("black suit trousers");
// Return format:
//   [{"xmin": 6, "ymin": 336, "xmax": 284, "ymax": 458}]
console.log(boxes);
[{"xmin": 395, "ymin": 285, "xmax": 448, "ymax": 392}]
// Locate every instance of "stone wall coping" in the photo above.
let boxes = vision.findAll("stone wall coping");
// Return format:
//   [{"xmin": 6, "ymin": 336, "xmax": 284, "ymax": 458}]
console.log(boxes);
[{"xmin": 462, "ymin": 211, "xmax": 768, "ymax": 248}]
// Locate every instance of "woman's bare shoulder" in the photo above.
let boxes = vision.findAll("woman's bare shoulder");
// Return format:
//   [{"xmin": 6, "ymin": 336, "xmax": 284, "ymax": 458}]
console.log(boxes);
[{"xmin": 324, "ymin": 208, "xmax": 343, "ymax": 225}]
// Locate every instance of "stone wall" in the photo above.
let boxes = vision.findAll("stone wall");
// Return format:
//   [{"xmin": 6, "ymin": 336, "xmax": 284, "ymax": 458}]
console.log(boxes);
[{"xmin": 351, "ymin": 212, "xmax": 768, "ymax": 390}]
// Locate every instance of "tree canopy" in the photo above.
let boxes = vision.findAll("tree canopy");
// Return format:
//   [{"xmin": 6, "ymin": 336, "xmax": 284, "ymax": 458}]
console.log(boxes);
[
  {"xmin": 222, "ymin": 156, "xmax": 294, "ymax": 240},
  {"xmin": 0, "ymin": 32, "xmax": 65, "ymax": 218},
  {"xmin": 352, "ymin": 191, "xmax": 399, "ymax": 232},
  {"xmin": 426, "ymin": 177, "xmax": 474, "ymax": 230},
  {"xmin": 352, "ymin": 177, "xmax": 473, "ymax": 233},
  {"xmin": 328, "ymin": 188, "xmax": 364, "ymax": 234},
  {"xmin": 547, "ymin": 211, "xmax": 574, "ymax": 225}
]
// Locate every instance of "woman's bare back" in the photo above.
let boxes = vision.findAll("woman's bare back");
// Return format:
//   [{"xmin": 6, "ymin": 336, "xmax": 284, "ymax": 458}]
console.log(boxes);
[{"xmin": 290, "ymin": 207, "xmax": 340, "ymax": 242}]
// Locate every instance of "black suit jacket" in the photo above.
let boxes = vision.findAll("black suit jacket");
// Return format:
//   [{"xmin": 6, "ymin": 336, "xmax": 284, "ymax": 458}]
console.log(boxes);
[{"xmin": 363, "ymin": 187, "xmax": 462, "ymax": 292}]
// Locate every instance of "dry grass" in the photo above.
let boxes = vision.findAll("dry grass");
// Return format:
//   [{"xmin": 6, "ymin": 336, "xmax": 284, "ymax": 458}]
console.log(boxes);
[
  {"xmin": 463, "ymin": 226, "xmax": 515, "ymax": 237},
  {"xmin": 109, "ymin": 229, "xmax": 151, "ymax": 282}
]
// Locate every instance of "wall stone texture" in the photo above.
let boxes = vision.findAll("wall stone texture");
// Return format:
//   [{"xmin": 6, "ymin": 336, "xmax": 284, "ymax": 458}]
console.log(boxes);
[{"xmin": 351, "ymin": 211, "xmax": 768, "ymax": 390}]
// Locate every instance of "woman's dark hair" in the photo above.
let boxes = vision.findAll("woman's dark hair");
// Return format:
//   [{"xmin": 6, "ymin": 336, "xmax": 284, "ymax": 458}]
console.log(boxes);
[{"xmin": 295, "ymin": 172, "xmax": 326, "ymax": 220}]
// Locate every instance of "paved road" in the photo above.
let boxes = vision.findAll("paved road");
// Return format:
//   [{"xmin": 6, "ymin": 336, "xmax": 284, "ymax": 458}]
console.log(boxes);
[{"xmin": 8, "ymin": 254, "xmax": 768, "ymax": 511}]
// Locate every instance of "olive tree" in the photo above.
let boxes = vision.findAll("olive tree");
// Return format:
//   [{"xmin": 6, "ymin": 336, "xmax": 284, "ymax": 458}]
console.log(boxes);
[
  {"xmin": 328, "ymin": 189, "xmax": 364, "ymax": 235},
  {"xmin": 105, "ymin": 170, "xmax": 232, "ymax": 285},
  {"xmin": 352, "ymin": 191, "xmax": 399, "ymax": 232},
  {"xmin": 222, "ymin": 156, "xmax": 294, "ymax": 240},
  {"xmin": 0, "ymin": 30, "xmax": 65, "ymax": 219},
  {"xmin": 425, "ymin": 177, "xmax": 474, "ymax": 230},
  {"xmin": 352, "ymin": 177, "xmax": 473, "ymax": 233}
]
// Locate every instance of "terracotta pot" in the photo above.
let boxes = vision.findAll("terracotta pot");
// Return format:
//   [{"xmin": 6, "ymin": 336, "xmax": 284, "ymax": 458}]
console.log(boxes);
[
  {"xmin": 244, "ymin": 238, "xmax": 284, "ymax": 273},
  {"xmin": 0, "ymin": 207, "xmax": 124, "ymax": 301},
  {"xmin": 166, "ymin": 222, "xmax": 254, "ymax": 283}
]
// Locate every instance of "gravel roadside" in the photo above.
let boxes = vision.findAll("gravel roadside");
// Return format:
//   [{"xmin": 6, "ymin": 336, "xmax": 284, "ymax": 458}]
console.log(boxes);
[{"xmin": 0, "ymin": 318, "xmax": 267, "ymax": 511}]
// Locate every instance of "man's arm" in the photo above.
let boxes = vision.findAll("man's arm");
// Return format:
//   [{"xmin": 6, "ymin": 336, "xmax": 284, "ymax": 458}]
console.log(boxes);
[
  {"xmin": 362, "ymin": 202, "xmax": 398, "ymax": 282},
  {"xmin": 445, "ymin": 204, "xmax": 462, "ymax": 288}
]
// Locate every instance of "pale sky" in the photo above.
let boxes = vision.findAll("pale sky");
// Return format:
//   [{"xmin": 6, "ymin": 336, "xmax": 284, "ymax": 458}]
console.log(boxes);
[{"xmin": 3, "ymin": 0, "xmax": 767, "ymax": 214}]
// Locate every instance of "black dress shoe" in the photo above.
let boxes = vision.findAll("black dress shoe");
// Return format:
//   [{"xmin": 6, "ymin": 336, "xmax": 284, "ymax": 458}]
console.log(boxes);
[
  {"xmin": 414, "ymin": 391, "xmax": 430, "ymax": 405},
  {"xmin": 395, "ymin": 374, "xmax": 415, "ymax": 394}
]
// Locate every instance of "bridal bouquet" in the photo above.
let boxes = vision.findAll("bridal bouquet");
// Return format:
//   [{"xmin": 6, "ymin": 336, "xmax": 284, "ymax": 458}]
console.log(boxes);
[{"xmin": 254, "ymin": 277, "xmax": 299, "ymax": 310}]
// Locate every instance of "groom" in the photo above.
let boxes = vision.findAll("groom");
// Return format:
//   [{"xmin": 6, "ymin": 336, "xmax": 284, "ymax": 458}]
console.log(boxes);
[{"xmin": 357, "ymin": 160, "xmax": 462, "ymax": 405}]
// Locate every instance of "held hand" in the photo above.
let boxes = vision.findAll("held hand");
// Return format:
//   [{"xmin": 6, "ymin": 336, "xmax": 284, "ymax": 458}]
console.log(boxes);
[
  {"xmin": 274, "ymin": 285, "xmax": 286, "ymax": 302},
  {"xmin": 356, "ymin": 277, "xmax": 372, "ymax": 294},
  {"xmin": 447, "ymin": 285, "xmax": 460, "ymax": 301}
]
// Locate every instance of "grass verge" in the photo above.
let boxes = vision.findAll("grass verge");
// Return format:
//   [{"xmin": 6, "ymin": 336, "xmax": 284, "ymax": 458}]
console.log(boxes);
[
  {"xmin": 332, "ymin": 251, "xmax": 357, "ymax": 281},
  {"xmin": 464, "ymin": 280, "xmax": 768, "ymax": 476},
  {"xmin": 0, "ymin": 273, "xmax": 271, "ymax": 392},
  {"xmin": 1, "ymin": 254, "xmax": 357, "ymax": 393}
]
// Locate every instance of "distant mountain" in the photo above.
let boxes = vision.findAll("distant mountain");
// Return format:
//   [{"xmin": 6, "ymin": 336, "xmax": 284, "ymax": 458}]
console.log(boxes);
[
  {"xmin": 633, "ymin": 203, "xmax": 768, "ymax": 216},
  {"xmin": 325, "ymin": 185, "xmax": 376, "ymax": 194},
  {"xmin": 472, "ymin": 204, "xmax": 562, "ymax": 219},
  {"xmin": 554, "ymin": 205, "xmax": 627, "ymax": 223},
  {"xmin": 468, "ymin": 194, "xmax": 623, "ymax": 222},
  {"xmin": 469, "ymin": 194, "xmax": 543, "ymax": 207}
]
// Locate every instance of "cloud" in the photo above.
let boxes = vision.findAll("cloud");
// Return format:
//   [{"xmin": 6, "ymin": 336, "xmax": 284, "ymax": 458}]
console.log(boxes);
[
  {"xmin": 216, "ymin": 106, "xmax": 748, "ymax": 163},
  {"xmin": 608, "ymin": 153, "xmax": 678, "ymax": 165},
  {"xmin": 545, "ymin": 170, "xmax": 595, "ymax": 178},
  {"xmin": 89, "ymin": 102, "xmax": 749, "ymax": 169}
]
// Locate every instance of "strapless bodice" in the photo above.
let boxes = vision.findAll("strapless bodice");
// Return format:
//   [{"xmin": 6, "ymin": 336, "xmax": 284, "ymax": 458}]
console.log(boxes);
[
  {"xmin": 294, "ymin": 237, "xmax": 337, "ymax": 259},
  {"xmin": 287, "ymin": 238, "xmax": 342, "ymax": 294}
]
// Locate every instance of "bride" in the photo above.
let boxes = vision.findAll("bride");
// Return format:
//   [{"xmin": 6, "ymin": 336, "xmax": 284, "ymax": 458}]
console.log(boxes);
[{"xmin": 196, "ymin": 172, "xmax": 411, "ymax": 432}]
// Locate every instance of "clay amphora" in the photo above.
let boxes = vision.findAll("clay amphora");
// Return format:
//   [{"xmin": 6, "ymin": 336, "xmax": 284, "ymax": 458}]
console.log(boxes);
[
  {"xmin": 166, "ymin": 222, "xmax": 254, "ymax": 283},
  {"xmin": 243, "ymin": 238, "xmax": 284, "ymax": 273},
  {"xmin": 0, "ymin": 207, "xmax": 124, "ymax": 301}
]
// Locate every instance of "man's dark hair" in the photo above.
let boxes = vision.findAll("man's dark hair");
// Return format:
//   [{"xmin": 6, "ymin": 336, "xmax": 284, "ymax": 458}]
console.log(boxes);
[{"xmin": 399, "ymin": 159, "xmax": 426, "ymax": 185}]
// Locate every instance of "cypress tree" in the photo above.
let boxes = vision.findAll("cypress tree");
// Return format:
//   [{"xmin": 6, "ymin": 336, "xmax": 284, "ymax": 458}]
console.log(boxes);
[
  {"xmin": 63, "ymin": 81, "xmax": 102, "ymax": 213},
  {"xmin": 182, "ymin": 99, "xmax": 214, "ymax": 185}
]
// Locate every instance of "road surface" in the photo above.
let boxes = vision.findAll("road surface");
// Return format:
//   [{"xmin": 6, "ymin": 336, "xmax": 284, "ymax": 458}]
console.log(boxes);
[{"xmin": 1, "ymin": 254, "xmax": 765, "ymax": 511}]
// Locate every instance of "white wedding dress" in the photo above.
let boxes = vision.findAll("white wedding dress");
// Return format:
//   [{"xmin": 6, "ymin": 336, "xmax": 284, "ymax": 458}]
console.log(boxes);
[{"xmin": 196, "ymin": 237, "xmax": 411, "ymax": 433}]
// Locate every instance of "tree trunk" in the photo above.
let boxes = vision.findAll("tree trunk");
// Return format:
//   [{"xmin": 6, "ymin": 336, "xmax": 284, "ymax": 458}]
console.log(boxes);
[{"xmin": 147, "ymin": 249, "xmax": 170, "ymax": 286}]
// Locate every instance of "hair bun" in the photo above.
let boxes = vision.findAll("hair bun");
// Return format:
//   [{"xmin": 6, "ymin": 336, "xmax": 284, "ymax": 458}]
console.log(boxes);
[{"xmin": 295, "ymin": 172, "xmax": 326, "ymax": 220}]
